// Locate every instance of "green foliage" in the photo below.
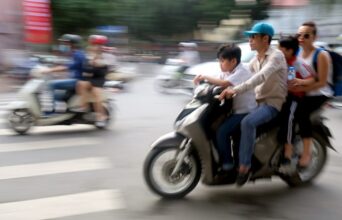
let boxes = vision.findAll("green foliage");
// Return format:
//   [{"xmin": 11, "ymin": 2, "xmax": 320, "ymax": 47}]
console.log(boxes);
[
  {"xmin": 51, "ymin": 0, "xmax": 269, "ymax": 41},
  {"xmin": 51, "ymin": 0, "xmax": 115, "ymax": 37}
]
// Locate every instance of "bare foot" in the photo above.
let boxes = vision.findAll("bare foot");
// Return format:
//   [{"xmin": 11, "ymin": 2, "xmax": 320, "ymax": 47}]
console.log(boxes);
[
  {"xmin": 299, "ymin": 154, "xmax": 311, "ymax": 167},
  {"xmin": 238, "ymin": 165, "xmax": 250, "ymax": 174}
]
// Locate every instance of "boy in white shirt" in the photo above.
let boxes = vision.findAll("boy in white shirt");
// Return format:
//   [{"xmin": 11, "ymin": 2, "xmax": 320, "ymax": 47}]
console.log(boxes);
[{"xmin": 194, "ymin": 45, "xmax": 257, "ymax": 171}]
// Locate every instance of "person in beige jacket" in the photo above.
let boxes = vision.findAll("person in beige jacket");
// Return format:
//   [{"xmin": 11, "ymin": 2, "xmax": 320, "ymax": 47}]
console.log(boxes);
[{"xmin": 219, "ymin": 22, "xmax": 288, "ymax": 186}]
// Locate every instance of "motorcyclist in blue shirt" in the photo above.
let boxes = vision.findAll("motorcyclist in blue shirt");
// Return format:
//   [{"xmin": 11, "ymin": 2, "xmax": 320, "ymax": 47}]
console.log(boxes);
[{"xmin": 44, "ymin": 34, "xmax": 88, "ymax": 112}]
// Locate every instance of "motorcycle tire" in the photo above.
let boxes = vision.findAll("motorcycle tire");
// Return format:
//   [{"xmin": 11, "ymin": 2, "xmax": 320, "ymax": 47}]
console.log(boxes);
[
  {"xmin": 280, "ymin": 133, "xmax": 327, "ymax": 187},
  {"xmin": 8, "ymin": 109, "xmax": 34, "ymax": 135},
  {"xmin": 95, "ymin": 103, "xmax": 112, "ymax": 130},
  {"xmin": 143, "ymin": 146, "xmax": 201, "ymax": 199}
]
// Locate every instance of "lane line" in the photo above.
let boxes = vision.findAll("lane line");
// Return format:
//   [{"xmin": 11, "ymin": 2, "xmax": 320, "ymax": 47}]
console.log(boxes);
[
  {"xmin": 0, "ymin": 189, "xmax": 124, "ymax": 220},
  {"xmin": 0, "ymin": 124, "xmax": 97, "ymax": 136},
  {"xmin": 0, "ymin": 110, "xmax": 7, "ymax": 117},
  {"xmin": 0, "ymin": 138, "xmax": 101, "ymax": 153},
  {"xmin": 0, "ymin": 157, "xmax": 112, "ymax": 180}
]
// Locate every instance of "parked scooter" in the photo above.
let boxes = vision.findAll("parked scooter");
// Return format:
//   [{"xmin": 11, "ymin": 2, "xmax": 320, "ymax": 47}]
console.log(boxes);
[
  {"xmin": 154, "ymin": 58, "xmax": 195, "ymax": 95},
  {"xmin": 7, "ymin": 66, "xmax": 113, "ymax": 135},
  {"xmin": 143, "ymin": 83, "xmax": 334, "ymax": 199}
]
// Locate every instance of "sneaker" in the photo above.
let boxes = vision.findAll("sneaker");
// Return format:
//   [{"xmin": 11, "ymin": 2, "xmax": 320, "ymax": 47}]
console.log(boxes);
[
  {"xmin": 95, "ymin": 120, "xmax": 107, "ymax": 128},
  {"xmin": 70, "ymin": 107, "xmax": 89, "ymax": 113},
  {"xmin": 236, "ymin": 171, "xmax": 251, "ymax": 187}
]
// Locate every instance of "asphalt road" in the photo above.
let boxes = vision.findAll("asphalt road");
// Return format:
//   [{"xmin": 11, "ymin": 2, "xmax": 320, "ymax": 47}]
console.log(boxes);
[{"xmin": 0, "ymin": 64, "xmax": 342, "ymax": 220}]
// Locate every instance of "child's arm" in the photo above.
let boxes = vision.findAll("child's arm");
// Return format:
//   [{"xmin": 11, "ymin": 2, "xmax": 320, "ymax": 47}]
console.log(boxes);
[
  {"xmin": 193, "ymin": 74, "xmax": 232, "ymax": 88},
  {"xmin": 288, "ymin": 59, "xmax": 316, "ymax": 91}
]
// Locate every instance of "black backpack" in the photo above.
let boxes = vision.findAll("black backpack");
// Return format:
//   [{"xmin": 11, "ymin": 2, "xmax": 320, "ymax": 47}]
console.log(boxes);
[{"xmin": 313, "ymin": 48, "xmax": 342, "ymax": 96}]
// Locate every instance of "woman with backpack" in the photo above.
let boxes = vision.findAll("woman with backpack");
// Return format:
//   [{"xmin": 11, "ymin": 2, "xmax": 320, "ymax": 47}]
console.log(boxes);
[{"xmin": 288, "ymin": 21, "xmax": 333, "ymax": 168}]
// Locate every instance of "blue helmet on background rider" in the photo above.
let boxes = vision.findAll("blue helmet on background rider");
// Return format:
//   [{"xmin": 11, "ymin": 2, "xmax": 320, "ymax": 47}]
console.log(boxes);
[{"xmin": 58, "ymin": 34, "xmax": 82, "ymax": 53}]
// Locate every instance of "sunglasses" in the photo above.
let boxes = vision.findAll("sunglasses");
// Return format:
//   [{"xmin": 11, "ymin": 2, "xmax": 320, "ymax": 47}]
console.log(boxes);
[{"xmin": 296, "ymin": 33, "xmax": 311, "ymax": 39}]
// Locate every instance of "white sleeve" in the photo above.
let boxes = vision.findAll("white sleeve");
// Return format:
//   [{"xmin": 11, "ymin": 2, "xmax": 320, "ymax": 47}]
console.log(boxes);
[{"xmin": 226, "ymin": 72, "xmax": 244, "ymax": 86}]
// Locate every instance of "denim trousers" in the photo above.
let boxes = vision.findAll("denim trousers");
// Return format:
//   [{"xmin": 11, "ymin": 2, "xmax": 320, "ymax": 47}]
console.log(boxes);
[
  {"xmin": 239, "ymin": 104, "xmax": 279, "ymax": 167},
  {"xmin": 216, "ymin": 113, "xmax": 247, "ymax": 166},
  {"xmin": 49, "ymin": 79, "xmax": 77, "ymax": 101}
]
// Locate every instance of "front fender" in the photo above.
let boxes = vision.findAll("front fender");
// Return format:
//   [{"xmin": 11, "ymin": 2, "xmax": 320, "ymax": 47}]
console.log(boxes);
[
  {"xmin": 150, "ymin": 132, "xmax": 187, "ymax": 149},
  {"xmin": 7, "ymin": 101, "xmax": 28, "ymax": 110}
]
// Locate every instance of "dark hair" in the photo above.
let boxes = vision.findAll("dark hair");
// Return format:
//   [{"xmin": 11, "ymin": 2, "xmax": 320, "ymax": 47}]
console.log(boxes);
[
  {"xmin": 260, "ymin": 34, "xmax": 272, "ymax": 44},
  {"xmin": 279, "ymin": 35, "xmax": 299, "ymax": 56},
  {"xmin": 302, "ymin": 21, "xmax": 317, "ymax": 36},
  {"xmin": 217, "ymin": 44, "xmax": 241, "ymax": 64}
]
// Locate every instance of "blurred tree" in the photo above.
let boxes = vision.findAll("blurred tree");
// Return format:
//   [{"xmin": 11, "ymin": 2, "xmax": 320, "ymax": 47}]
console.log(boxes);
[
  {"xmin": 51, "ymin": 0, "xmax": 270, "ymax": 41},
  {"xmin": 51, "ymin": 0, "xmax": 115, "ymax": 38}
]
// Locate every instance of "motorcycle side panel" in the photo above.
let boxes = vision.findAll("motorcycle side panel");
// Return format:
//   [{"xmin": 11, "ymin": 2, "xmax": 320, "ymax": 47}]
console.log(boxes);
[
  {"xmin": 252, "ymin": 129, "xmax": 281, "ymax": 178},
  {"xmin": 35, "ymin": 113, "xmax": 75, "ymax": 126},
  {"xmin": 177, "ymin": 104, "xmax": 215, "ymax": 184},
  {"xmin": 254, "ymin": 129, "xmax": 279, "ymax": 163}
]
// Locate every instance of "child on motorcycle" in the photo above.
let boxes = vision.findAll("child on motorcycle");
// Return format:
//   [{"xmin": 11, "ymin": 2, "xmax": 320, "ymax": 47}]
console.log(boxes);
[
  {"xmin": 277, "ymin": 35, "xmax": 314, "ymax": 170},
  {"xmin": 193, "ymin": 44, "xmax": 257, "ymax": 172}
]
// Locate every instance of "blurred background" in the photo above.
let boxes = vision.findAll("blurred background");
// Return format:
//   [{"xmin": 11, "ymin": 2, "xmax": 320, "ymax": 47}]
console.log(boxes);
[
  {"xmin": 0, "ymin": 0, "xmax": 341, "ymax": 85},
  {"xmin": 0, "ymin": 1, "xmax": 342, "ymax": 220}
]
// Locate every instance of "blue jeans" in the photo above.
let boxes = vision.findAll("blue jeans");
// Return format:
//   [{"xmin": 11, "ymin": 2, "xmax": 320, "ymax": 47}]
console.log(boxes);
[
  {"xmin": 216, "ymin": 113, "xmax": 247, "ymax": 167},
  {"xmin": 239, "ymin": 104, "xmax": 279, "ymax": 168},
  {"xmin": 49, "ymin": 79, "xmax": 77, "ymax": 101}
]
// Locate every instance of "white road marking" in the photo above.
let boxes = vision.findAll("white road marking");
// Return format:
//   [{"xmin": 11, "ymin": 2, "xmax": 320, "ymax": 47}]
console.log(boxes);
[
  {"xmin": 0, "ymin": 110, "xmax": 7, "ymax": 117},
  {"xmin": 0, "ymin": 124, "xmax": 96, "ymax": 136},
  {"xmin": 0, "ymin": 157, "xmax": 112, "ymax": 180},
  {"xmin": 0, "ymin": 137, "xmax": 101, "ymax": 153},
  {"xmin": 0, "ymin": 189, "xmax": 124, "ymax": 220}
]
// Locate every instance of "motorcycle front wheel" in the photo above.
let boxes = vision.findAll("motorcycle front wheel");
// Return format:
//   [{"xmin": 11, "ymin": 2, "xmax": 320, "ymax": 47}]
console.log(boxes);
[
  {"xmin": 143, "ymin": 146, "xmax": 201, "ymax": 199},
  {"xmin": 8, "ymin": 109, "xmax": 35, "ymax": 135}
]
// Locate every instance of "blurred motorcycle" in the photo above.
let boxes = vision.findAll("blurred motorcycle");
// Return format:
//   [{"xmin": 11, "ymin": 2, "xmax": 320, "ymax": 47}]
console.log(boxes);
[
  {"xmin": 143, "ymin": 83, "xmax": 334, "ymax": 199},
  {"xmin": 154, "ymin": 58, "xmax": 195, "ymax": 95},
  {"xmin": 7, "ymin": 66, "xmax": 113, "ymax": 135}
]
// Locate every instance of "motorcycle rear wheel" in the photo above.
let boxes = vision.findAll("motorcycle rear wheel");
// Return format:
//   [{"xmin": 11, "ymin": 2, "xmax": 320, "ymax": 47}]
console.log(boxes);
[
  {"xmin": 143, "ymin": 146, "xmax": 201, "ymax": 199},
  {"xmin": 95, "ymin": 103, "xmax": 112, "ymax": 129},
  {"xmin": 280, "ymin": 134, "xmax": 327, "ymax": 187}
]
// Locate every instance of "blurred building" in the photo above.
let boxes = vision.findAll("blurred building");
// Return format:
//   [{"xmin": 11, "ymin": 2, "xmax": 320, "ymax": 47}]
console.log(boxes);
[
  {"xmin": 0, "ymin": 0, "xmax": 24, "ymax": 50},
  {"xmin": 0, "ymin": 0, "xmax": 52, "ymax": 50},
  {"xmin": 195, "ymin": 0, "xmax": 341, "ymax": 45},
  {"xmin": 266, "ymin": 0, "xmax": 342, "ymax": 44}
]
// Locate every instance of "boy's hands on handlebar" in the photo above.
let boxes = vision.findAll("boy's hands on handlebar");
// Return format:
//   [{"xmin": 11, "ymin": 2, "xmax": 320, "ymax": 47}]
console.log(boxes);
[
  {"xmin": 193, "ymin": 74, "xmax": 206, "ymax": 85},
  {"xmin": 218, "ymin": 88, "xmax": 236, "ymax": 100}
]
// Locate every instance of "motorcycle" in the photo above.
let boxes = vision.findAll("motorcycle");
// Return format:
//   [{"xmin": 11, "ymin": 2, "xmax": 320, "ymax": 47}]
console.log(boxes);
[
  {"xmin": 143, "ymin": 83, "xmax": 334, "ymax": 199},
  {"xmin": 329, "ymin": 96, "xmax": 342, "ymax": 109},
  {"xmin": 7, "ymin": 66, "xmax": 113, "ymax": 135},
  {"xmin": 154, "ymin": 58, "xmax": 195, "ymax": 96}
]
